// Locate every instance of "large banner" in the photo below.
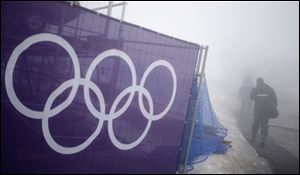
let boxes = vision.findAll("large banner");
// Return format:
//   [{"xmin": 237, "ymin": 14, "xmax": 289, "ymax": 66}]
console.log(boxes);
[{"xmin": 1, "ymin": 2, "xmax": 199, "ymax": 173}]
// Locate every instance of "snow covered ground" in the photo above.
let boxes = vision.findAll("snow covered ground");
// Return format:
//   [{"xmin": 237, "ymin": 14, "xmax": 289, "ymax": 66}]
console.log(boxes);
[
  {"xmin": 189, "ymin": 81, "xmax": 272, "ymax": 174},
  {"xmin": 268, "ymin": 125, "xmax": 299, "ymax": 159}
]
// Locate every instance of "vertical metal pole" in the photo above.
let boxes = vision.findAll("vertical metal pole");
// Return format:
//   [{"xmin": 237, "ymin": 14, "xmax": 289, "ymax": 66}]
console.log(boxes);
[
  {"xmin": 183, "ymin": 45, "xmax": 209, "ymax": 173},
  {"xmin": 182, "ymin": 47, "xmax": 203, "ymax": 173},
  {"xmin": 194, "ymin": 46, "xmax": 203, "ymax": 78},
  {"xmin": 121, "ymin": 1, "xmax": 127, "ymax": 22},
  {"xmin": 107, "ymin": 1, "xmax": 113, "ymax": 17},
  {"xmin": 182, "ymin": 91, "xmax": 198, "ymax": 173},
  {"xmin": 198, "ymin": 46, "xmax": 209, "ymax": 86}
]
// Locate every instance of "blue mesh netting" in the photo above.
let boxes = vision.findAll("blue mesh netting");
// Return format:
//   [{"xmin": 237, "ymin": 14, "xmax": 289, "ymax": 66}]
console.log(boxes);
[{"xmin": 177, "ymin": 75, "xmax": 228, "ymax": 173}]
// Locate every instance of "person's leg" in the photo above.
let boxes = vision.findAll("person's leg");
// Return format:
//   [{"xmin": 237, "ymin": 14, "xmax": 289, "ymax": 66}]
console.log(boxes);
[
  {"xmin": 251, "ymin": 115, "xmax": 260, "ymax": 143},
  {"xmin": 260, "ymin": 116, "xmax": 269, "ymax": 147}
]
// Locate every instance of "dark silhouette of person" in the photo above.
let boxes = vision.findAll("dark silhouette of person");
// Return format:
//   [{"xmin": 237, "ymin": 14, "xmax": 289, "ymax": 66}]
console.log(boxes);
[
  {"xmin": 239, "ymin": 76, "xmax": 254, "ymax": 117},
  {"xmin": 250, "ymin": 77, "xmax": 277, "ymax": 147}
]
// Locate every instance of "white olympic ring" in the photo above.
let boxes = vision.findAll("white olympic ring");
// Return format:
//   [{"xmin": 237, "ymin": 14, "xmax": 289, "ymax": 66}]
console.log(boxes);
[{"xmin": 4, "ymin": 33, "xmax": 177, "ymax": 154}]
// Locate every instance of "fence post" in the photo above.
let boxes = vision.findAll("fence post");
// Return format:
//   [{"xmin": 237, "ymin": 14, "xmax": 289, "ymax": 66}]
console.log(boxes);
[{"xmin": 183, "ymin": 45, "xmax": 209, "ymax": 173}]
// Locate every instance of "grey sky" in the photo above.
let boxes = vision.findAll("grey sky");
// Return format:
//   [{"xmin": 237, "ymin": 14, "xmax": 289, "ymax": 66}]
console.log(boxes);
[{"xmin": 124, "ymin": 2, "xmax": 298, "ymax": 85}]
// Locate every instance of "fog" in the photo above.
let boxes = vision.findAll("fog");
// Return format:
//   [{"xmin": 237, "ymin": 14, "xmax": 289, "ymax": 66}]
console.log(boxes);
[{"xmin": 80, "ymin": 1, "xmax": 299, "ymax": 130}]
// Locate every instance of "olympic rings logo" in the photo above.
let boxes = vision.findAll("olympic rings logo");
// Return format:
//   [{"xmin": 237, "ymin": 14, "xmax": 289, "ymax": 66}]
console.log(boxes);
[{"xmin": 4, "ymin": 33, "xmax": 177, "ymax": 154}]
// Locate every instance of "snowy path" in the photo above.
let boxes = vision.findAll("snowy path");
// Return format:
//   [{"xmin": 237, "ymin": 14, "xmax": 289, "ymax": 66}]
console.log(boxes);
[{"xmin": 189, "ymin": 82, "xmax": 272, "ymax": 174}]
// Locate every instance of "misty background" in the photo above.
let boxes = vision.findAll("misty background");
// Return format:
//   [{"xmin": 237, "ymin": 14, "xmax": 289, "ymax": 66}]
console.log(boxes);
[{"xmin": 80, "ymin": 1, "xmax": 299, "ymax": 130}]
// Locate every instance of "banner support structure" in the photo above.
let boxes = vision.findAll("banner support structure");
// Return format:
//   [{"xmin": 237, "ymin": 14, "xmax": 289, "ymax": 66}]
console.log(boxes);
[{"xmin": 183, "ymin": 45, "xmax": 209, "ymax": 173}]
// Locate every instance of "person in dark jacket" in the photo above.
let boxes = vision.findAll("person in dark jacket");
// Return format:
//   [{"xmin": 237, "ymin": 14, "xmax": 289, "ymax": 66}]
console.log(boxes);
[{"xmin": 250, "ymin": 77, "xmax": 277, "ymax": 147}]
